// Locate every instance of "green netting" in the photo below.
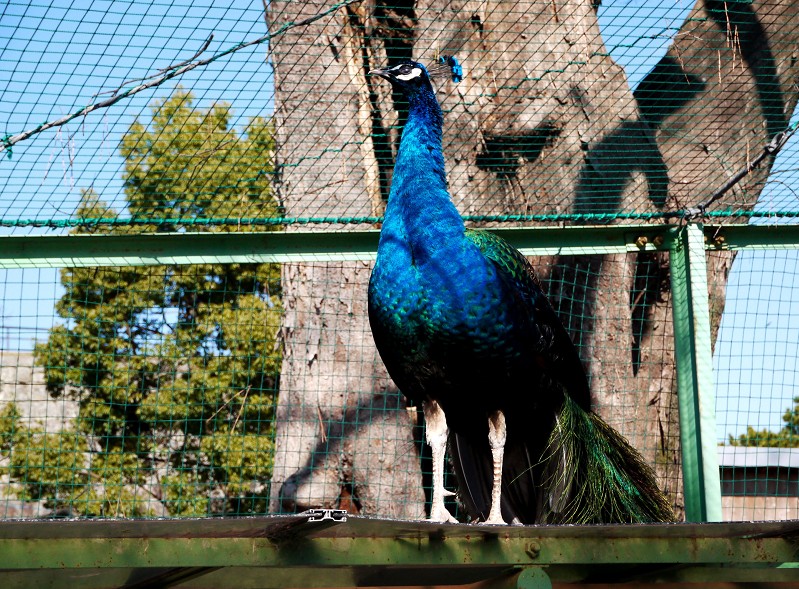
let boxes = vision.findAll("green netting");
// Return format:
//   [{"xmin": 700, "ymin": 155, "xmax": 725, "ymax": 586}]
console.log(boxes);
[
  {"xmin": 1, "ymin": 263, "xmax": 282, "ymax": 518},
  {"xmin": 0, "ymin": 255, "xmax": 684, "ymax": 520},
  {"xmin": 1, "ymin": 0, "xmax": 799, "ymax": 525},
  {"xmin": 2, "ymin": 0, "xmax": 798, "ymax": 230},
  {"xmin": 711, "ymin": 248, "xmax": 799, "ymax": 521}
]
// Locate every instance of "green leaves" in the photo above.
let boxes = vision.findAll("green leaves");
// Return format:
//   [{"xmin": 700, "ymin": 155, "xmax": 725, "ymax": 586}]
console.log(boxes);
[
  {"xmin": 0, "ymin": 404, "xmax": 88, "ymax": 509},
  {"xmin": 119, "ymin": 88, "xmax": 278, "ymax": 222},
  {"xmin": 728, "ymin": 396, "xmax": 799, "ymax": 448},
  {"xmin": 22, "ymin": 88, "xmax": 282, "ymax": 517}
]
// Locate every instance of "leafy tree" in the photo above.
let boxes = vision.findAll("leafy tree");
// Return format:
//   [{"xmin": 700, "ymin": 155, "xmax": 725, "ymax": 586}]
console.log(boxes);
[
  {"xmin": 7, "ymin": 89, "xmax": 283, "ymax": 517},
  {"xmin": 728, "ymin": 397, "xmax": 799, "ymax": 448}
]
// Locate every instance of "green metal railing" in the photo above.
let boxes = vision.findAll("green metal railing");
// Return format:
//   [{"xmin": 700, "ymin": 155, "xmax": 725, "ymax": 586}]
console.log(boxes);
[
  {"xmin": 3, "ymin": 220, "xmax": 787, "ymax": 524},
  {"xmin": 1, "ymin": 510, "xmax": 798, "ymax": 588}
]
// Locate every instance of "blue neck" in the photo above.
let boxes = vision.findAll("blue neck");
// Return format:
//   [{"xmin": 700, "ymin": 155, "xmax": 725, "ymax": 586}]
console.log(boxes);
[{"xmin": 384, "ymin": 82, "xmax": 464, "ymax": 246}]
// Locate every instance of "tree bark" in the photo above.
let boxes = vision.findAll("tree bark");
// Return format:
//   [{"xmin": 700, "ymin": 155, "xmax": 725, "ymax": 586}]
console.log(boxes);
[
  {"xmin": 414, "ymin": 0, "xmax": 681, "ymax": 509},
  {"xmin": 266, "ymin": 0, "xmax": 424, "ymax": 518},
  {"xmin": 266, "ymin": 0, "xmax": 799, "ymax": 521},
  {"xmin": 633, "ymin": 0, "xmax": 799, "ymax": 509}
]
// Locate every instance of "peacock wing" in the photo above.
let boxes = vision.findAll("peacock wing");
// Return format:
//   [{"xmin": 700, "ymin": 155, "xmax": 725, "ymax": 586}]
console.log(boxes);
[{"xmin": 464, "ymin": 228, "xmax": 590, "ymax": 411}]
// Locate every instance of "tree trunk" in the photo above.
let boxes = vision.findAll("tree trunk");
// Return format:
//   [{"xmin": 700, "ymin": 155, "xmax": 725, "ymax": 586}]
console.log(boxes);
[
  {"xmin": 414, "ymin": 0, "xmax": 682, "ymax": 510},
  {"xmin": 266, "ymin": 0, "xmax": 799, "ymax": 521},
  {"xmin": 632, "ymin": 0, "xmax": 799, "ymax": 510},
  {"xmin": 266, "ymin": 0, "xmax": 425, "ymax": 518}
]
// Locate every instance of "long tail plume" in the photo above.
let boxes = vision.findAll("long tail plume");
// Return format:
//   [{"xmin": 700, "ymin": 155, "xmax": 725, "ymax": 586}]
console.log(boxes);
[{"xmin": 541, "ymin": 396, "xmax": 677, "ymax": 524}]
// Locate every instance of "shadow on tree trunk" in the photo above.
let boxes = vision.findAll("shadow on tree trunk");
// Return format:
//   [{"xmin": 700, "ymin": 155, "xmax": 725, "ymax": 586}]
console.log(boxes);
[{"xmin": 275, "ymin": 391, "xmax": 426, "ymax": 520}]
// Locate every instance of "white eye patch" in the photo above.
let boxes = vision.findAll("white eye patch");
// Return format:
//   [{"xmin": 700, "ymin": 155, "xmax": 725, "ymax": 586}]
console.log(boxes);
[{"xmin": 395, "ymin": 67, "xmax": 423, "ymax": 81}]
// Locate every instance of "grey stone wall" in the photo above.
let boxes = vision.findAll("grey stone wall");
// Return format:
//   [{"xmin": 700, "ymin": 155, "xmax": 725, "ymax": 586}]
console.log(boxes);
[
  {"xmin": 0, "ymin": 351, "xmax": 78, "ymax": 429},
  {"xmin": 0, "ymin": 351, "xmax": 79, "ymax": 518}
]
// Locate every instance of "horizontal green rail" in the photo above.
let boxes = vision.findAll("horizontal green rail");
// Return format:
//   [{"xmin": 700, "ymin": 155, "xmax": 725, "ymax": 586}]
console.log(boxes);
[
  {"xmin": 0, "ymin": 223, "xmax": 795, "ymax": 269},
  {"xmin": 0, "ymin": 516, "xmax": 797, "ymax": 588},
  {"xmin": 0, "ymin": 224, "xmax": 675, "ymax": 268},
  {"xmin": 2, "ymin": 533, "xmax": 794, "ymax": 568},
  {"xmin": 705, "ymin": 222, "xmax": 799, "ymax": 249},
  {"xmin": 0, "ymin": 230, "xmax": 379, "ymax": 268}
]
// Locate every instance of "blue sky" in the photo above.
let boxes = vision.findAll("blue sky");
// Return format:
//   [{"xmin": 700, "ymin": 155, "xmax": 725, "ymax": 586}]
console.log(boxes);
[
  {"xmin": 1, "ymin": 0, "xmax": 798, "ymax": 440},
  {"xmin": 0, "ymin": 0, "xmax": 273, "ymax": 347},
  {"xmin": 1, "ymin": 0, "xmax": 273, "ymax": 224}
]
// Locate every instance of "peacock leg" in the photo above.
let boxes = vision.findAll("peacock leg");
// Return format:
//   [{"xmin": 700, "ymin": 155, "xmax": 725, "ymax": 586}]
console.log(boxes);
[
  {"xmin": 423, "ymin": 399, "xmax": 457, "ymax": 523},
  {"xmin": 485, "ymin": 410, "xmax": 507, "ymax": 525}
]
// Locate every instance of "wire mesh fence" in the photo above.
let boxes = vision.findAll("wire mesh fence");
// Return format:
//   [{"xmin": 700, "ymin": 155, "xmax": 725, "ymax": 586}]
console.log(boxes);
[
  {"xmin": 0, "ymin": 254, "xmax": 685, "ymax": 521},
  {"xmin": 3, "ymin": 0, "xmax": 798, "ymax": 230},
  {"xmin": 0, "ymin": 263, "xmax": 282, "ymax": 518},
  {"xmin": 2, "ymin": 245, "xmax": 797, "ymax": 521},
  {"xmin": 712, "ymin": 248, "xmax": 799, "ymax": 521},
  {"xmin": 1, "ymin": 0, "xmax": 799, "ymax": 524}
]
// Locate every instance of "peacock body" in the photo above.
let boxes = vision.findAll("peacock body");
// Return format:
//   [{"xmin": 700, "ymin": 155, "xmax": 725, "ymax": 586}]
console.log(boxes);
[{"xmin": 367, "ymin": 61, "xmax": 675, "ymax": 525}]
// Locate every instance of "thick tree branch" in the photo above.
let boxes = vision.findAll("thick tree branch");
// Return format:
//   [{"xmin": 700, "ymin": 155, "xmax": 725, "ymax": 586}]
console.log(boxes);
[{"xmin": 685, "ymin": 120, "xmax": 799, "ymax": 220}]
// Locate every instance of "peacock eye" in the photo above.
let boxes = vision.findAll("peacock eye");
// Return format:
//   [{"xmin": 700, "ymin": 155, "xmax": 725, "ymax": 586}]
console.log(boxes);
[{"xmin": 395, "ymin": 65, "xmax": 423, "ymax": 82}]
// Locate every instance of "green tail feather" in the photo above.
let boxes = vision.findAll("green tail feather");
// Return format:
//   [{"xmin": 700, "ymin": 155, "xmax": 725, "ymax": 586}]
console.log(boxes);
[{"xmin": 541, "ymin": 396, "xmax": 677, "ymax": 524}]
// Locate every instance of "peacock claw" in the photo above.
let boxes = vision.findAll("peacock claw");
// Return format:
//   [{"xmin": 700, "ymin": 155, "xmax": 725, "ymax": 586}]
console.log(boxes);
[
  {"xmin": 423, "ymin": 400, "xmax": 457, "ymax": 523},
  {"xmin": 485, "ymin": 411, "xmax": 508, "ymax": 526},
  {"xmin": 429, "ymin": 503, "xmax": 457, "ymax": 523},
  {"xmin": 482, "ymin": 514, "xmax": 506, "ymax": 525}
]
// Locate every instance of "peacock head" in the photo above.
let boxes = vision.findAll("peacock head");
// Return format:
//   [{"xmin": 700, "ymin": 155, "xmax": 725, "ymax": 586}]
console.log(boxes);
[
  {"xmin": 369, "ymin": 57, "xmax": 462, "ymax": 96},
  {"xmin": 369, "ymin": 61, "xmax": 432, "ymax": 94}
]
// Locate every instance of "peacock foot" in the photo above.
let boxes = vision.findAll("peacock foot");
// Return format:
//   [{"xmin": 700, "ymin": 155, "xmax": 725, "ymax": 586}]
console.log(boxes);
[
  {"xmin": 482, "ymin": 512, "xmax": 507, "ymax": 525},
  {"xmin": 429, "ymin": 501, "xmax": 457, "ymax": 523}
]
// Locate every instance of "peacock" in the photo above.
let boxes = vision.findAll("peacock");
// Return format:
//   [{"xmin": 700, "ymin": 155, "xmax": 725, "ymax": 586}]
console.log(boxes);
[{"xmin": 367, "ymin": 60, "xmax": 675, "ymax": 525}]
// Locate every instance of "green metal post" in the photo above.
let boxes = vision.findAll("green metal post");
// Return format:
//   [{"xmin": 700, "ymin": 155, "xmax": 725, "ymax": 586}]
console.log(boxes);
[{"xmin": 669, "ymin": 223, "xmax": 722, "ymax": 522}]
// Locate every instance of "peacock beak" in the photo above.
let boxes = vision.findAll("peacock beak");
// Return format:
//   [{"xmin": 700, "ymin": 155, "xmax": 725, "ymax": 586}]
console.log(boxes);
[{"xmin": 369, "ymin": 68, "xmax": 391, "ymax": 81}]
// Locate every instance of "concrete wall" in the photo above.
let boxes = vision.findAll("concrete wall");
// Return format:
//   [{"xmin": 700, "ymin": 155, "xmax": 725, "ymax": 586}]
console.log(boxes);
[
  {"xmin": 0, "ymin": 351, "xmax": 79, "ymax": 518},
  {"xmin": 0, "ymin": 351, "xmax": 78, "ymax": 429},
  {"xmin": 718, "ymin": 448, "xmax": 799, "ymax": 521},
  {"xmin": 722, "ymin": 495, "xmax": 799, "ymax": 521}
]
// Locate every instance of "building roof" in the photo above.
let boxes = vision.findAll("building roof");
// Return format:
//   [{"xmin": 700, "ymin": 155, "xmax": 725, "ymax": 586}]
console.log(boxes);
[{"xmin": 718, "ymin": 447, "xmax": 799, "ymax": 469}]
